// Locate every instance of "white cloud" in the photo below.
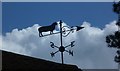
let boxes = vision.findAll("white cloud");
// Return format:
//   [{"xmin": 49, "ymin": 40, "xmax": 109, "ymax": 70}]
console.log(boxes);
[
  {"xmin": 2, "ymin": 0, "xmax": 120, "ymax": 2},
  {"xmin": 1, "ymin": 21, "xmax": 119, "ymax": 69}
]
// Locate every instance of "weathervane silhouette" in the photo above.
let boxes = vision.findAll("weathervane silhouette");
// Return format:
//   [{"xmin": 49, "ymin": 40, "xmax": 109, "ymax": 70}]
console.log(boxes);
[{"xmin": 38, "ymin": 20, "xmax": 84, "ymax": 64}]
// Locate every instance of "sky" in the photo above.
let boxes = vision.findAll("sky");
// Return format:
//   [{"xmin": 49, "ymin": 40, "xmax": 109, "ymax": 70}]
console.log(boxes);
[
  {"xmin": 1, "ymin": 2, "xmax": 120, "ymax": 69},
  {"xmin": 2, "ymin": 2, "xmax": 117, "ymax": 34}
]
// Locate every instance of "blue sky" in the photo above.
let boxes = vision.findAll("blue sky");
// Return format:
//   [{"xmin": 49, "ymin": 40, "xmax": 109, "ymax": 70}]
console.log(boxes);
[
  {"xmin": 3, "ymin": 2, "xmax": 116, "ymax": 34},
  {"xmin": 1, "ymin": 2, "xmax": 119, "ymax": 68}
]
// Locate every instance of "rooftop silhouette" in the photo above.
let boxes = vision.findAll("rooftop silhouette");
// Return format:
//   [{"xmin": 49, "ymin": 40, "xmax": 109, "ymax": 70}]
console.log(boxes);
[{"xmin": 2, "ymin": 50, "xmax": 82, "ymax": 71}]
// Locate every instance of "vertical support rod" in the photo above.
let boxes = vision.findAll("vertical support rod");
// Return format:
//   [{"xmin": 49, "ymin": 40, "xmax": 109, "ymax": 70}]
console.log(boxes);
[
  {"xmin": 60, "ymin": 20, "xmax": 64, "ymax": 64},
  {"xmin": 61, "ymin": 52, "xmax": 64, "ymax": 64}
]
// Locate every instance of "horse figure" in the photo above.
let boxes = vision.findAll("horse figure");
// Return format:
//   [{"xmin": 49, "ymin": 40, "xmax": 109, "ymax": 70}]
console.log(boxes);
[{"xmin": 38, "ymin": 22, "xmax": 58, "ymax": 37}]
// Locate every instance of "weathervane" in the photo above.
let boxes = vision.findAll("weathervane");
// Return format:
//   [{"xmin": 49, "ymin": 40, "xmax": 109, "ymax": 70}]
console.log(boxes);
[{"xmin": 38, "ymin": 20, "xmax": 84, "ymax": 64}]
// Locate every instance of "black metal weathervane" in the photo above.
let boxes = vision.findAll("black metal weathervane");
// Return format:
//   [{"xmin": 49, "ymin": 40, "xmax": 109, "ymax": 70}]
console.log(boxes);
[{"xmin": 38, "ymin": 20, "xmax": 84, "ymax": 64}]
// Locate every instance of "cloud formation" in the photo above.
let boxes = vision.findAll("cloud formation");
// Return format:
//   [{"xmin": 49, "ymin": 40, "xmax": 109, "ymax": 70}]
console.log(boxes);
[{"xmin": 1, "ymin": 21, "xmax": 119, "ymax": 69}]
